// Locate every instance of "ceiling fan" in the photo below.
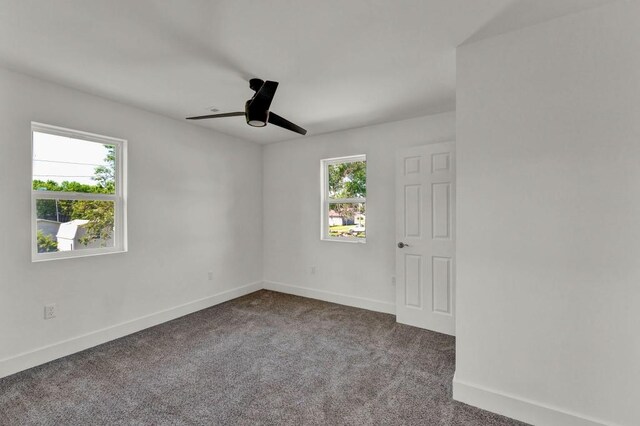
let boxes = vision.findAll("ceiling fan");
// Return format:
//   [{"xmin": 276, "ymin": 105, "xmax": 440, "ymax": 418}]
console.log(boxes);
[{"xmin": 186, "ymin": 78, "xmax": 307, "ymax": 135}]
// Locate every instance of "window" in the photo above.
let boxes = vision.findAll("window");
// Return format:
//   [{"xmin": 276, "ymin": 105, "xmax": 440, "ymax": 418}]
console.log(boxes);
[
  {"xmin": 321, "ymin": 155, "xmax": 366, "ymax": 242},
  {"xmin": 31, "ymin": 123, "xmax": 127, "ymax": 261}
]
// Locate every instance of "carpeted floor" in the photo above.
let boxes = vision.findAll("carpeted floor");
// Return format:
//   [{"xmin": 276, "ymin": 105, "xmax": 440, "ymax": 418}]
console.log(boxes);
[{"xmin": 0, "ymin": 290, "xmax": 526, "ymax": 425}]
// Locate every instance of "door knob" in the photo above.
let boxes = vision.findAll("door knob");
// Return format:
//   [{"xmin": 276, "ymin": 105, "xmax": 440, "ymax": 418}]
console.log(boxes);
[{"xmin": 397, "ymin": 242, "xmax": 409, "ymax": 248}]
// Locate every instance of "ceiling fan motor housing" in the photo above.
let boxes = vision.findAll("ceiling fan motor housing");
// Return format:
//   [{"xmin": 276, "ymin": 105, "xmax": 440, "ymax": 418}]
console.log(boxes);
[
  {"xmin": 249, "ymin": 78, "xmax": 264, "ymax": 92},
  {"xmin": 245, "ymin": 99, "xmax": 268, "ymax": 127}
]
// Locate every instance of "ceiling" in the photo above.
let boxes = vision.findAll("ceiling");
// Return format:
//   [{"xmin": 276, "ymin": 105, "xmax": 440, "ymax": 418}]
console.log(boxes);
[{"xmin": 0, "ymin": 0, "xmax": 614, "ymax": 144}]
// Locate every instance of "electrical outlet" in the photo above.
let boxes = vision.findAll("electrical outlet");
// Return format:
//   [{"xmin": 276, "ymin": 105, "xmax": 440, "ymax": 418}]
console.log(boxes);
[
  {"xmin": 44, "ymin": 304, "xmax": 56, "ymax": 320},
  {"xmin": 310, "ymin": 266, "xmax": 316, "ymax": 275},
  {"xmin": 391, "ymin": 276, "xmax": 396, "ymax": 286},
  {"xmin": 208, "ymin": 271, "xmax": 213, "ymax": 281}
]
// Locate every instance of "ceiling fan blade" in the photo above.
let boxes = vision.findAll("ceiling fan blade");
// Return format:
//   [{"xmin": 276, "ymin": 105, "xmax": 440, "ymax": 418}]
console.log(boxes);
[
  {"xmin": 268, "ymin": 112, "xmax": 307, "ymax": 135},
  {"xmin": 186, "ymin": 112, "xmax": 244, "ymax": 120},
  {"xmin": 249, "ymin": 80, "xmax": 279, "ymax": 112}
]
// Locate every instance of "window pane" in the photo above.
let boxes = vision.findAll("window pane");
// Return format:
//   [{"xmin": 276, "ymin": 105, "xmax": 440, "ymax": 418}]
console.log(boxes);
[
  {"xmin": 33, "ymin": 131, "xmax": 116, "ymax": 194},
  {"xmin": 327, "ymin": 161, "xmax": 366, "ymax": 199},
  {"xmin": 328, "ymin": 203, "xmax": 366, "ymax": 238},
  {"xmin": 35, "ymin": 199, "xmax": 115, "ymax": 253}
]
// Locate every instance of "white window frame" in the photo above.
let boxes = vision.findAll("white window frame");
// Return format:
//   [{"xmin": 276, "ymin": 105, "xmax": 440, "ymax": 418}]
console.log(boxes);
[
  {"xmin": 320, "ymin": 154, "xmax": 366, "ymax": 243},
  {"xmin": 31, "ymin": 122, "xmax": 128, "ymax": 262}
]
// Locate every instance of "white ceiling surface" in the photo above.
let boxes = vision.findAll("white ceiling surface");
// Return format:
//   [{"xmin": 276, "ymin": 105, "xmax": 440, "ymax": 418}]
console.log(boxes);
[{"xmin": 0, "ymin": 0, "xmax": 615, "ymax": 144}]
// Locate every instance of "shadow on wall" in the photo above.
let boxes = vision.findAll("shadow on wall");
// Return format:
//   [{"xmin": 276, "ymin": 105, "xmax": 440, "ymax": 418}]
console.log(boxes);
[{"xmin": 462, "ymin": 0, "xmax": 615, "ymax": 45}]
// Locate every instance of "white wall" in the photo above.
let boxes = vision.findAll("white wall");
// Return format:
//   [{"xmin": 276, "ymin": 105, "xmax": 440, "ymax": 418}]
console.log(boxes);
[
  {"xmin": 263, "ymin": 112, "xmax": 455, "ymax": 313},
  {"xmin": 455, "ymin": 2, "xmax": 640, "ymax": 425},
  {"xmin": 0, "ymin": 67, "xmax": 263, "ymax": 377}
]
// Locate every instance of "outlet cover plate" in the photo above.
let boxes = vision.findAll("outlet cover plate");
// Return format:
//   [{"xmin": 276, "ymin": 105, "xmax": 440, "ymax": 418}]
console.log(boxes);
[{"xmin": 44, "ymin": 304, "xmax": 56, "ymax": 320}]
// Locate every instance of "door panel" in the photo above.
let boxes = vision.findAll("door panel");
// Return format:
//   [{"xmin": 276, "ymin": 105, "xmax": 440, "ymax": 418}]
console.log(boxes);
[
  {"xmin": 404, "ymin": 185, "xmax": 421, "ymax": 237},
  {"xmin": 432, "ymin": 182, "xmax": 451, "ymax": 239},
  {"xmin": 396, "ymin": 142, "xmax": 455, "ymax": 335},
  {"xmin": 404, "ymin": 254, "xmax": 422, "ymax": 307},
  {"xmin": 432, "ymin": 256, "xmax": 452, "ymax": 314}
]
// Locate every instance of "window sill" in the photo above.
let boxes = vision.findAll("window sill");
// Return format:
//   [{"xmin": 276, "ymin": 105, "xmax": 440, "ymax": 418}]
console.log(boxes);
[
  {"xmin": 32, "ymin": 247, "xmax": 127, "ymax": 262},
  {"xmin": 321, "ymin": 237, "xmax": 366, "ymax": 244}
]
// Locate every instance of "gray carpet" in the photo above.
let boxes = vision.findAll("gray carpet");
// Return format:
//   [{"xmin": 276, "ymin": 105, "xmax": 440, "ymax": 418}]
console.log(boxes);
[{"xmin": 0, "ymin": 290, "xmax": 526, "ymax": 425}]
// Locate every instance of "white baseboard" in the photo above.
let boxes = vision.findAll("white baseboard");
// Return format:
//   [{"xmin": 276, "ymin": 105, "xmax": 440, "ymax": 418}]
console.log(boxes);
[
  {"xmin": 0, "ymin": 281, "xmax": 392, "ymax": 379},
  {"xmin": 263, "ymin": 280, "xmax": 395, "ymax": 315},
  {"xmin": 0, "ymin": 281, "xmax": 262, "ymax": 379},
  {"xmin": 453, "ymin": 373, "xmax": 615, "ymax": 426}
]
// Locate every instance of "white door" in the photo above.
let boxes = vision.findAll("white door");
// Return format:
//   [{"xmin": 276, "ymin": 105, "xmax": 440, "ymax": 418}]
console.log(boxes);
[{"xmin": 395, "ymin": 142, "xmax": 455, "ymax": 335}]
